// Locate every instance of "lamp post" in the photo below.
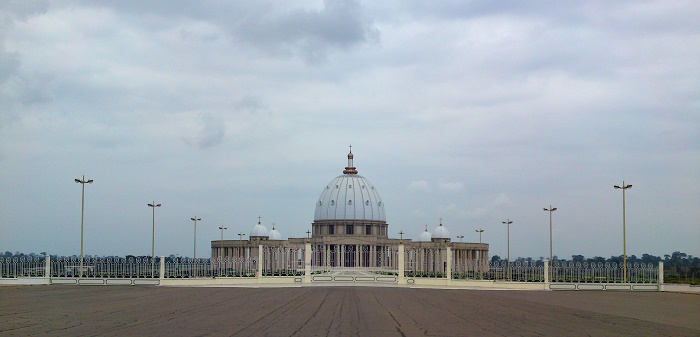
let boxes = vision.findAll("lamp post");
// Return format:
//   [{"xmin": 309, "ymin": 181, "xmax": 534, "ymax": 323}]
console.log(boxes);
[
  {"xmin": 191, "ymin": 217, "xmax": 201, "ymax": 277},
  {"xmin": 457, "ymin": 235, "xmax": 464, "ymax": 242},
  {"xmin": 475, "ymin": 228, "xmax": 485, "ymax": 278},
  {"xmin": 238, "ymin": 233, "xmax": 246, "ymax": 261},
  {"xmin": 148, "ymin": 202, "xmax": 161, "ymax": 277},
  {"xmin": 614, "ymin": 181, "xmax": 632, "ymax": 283},
  {"xmin": 75, "ymin": 175, "xmax": 93, "ymax": 277},
  {"xmin": 218, "ymin": 226, "xmax": 227, "ymax": 259},
  {"xmin": 475, "ymin": 228, "xmax": 484, "ymax": 243},
  {"xmin": 502, "ymin": 219, "xmax": 513, "ymax": 281},
  {"xmin": 543, "ymin": 205, "xmax": 557, "ymax": 281}
]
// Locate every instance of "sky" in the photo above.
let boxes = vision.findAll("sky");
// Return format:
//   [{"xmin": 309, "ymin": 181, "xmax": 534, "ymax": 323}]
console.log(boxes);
[{"xmin": 1, "ymin": 0, "xmax": 698, "ymax": 260}]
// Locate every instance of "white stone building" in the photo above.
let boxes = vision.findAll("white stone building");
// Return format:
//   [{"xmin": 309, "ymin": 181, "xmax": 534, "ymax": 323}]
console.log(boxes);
[{"xmin": 211, "ymin": 149, "xmax": 489, "ymax": 274}]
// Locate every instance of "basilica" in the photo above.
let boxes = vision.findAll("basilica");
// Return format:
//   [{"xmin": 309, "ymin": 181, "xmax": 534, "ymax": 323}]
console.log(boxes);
[{"xmin": 211, "ymin": 149, "xmax": 489, "ymax": 272}]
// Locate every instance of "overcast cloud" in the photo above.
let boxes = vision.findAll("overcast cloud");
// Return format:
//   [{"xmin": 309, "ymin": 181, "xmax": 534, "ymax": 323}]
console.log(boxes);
[{"xmin": 1, "ymin": 0, "xmax": 698, "ymax": 260}]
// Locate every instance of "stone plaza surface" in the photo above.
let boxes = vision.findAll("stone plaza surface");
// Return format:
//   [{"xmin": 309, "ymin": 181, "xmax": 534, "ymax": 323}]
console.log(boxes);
[{"xmin": 1, "ymin": 286, "xmax": 698, "ymax": 336}]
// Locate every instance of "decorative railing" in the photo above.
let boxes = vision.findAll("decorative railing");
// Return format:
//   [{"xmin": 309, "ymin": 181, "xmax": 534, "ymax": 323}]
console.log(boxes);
[
  {"xmin": 310, "ymin": 245, "xmax": 399, "ymax": 272},
  {"xmin": 261, "ymin": 246, "xmax": 304, "ymax": 276},
  {"xmin": 50, "ymin": 257, "xmax": 160, "ymax": 278},
  {"xmin": 0, "ymin": 256, "xmax": 45, "ymax": 278},
  {"xmin": 164, "ymin": 257, "xmax": 258, "ymax": 278},
  {"xmin": 404, "ymin": 247, "xmax": 448, "ymax": 278},
  {"xmin": 550, "ymin": 261, "xmax": 658, "ymax": 284},
  {"xmin": 0, "ymin": 253, "xmax": 660, "ymax": 285}
]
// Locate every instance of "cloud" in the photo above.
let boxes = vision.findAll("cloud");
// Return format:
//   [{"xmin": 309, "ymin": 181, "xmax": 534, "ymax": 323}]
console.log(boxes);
[
  {"xmin": 194, "ymin": 113, "xmax": 226, "ymax": 149},
  {"xmin": 408, "ymin": 180, "xmax": 430, "ymax": 193},
  {"xmin": 438, "ymin": 181, "xmax": 464, "ymax": 193},
  {"xmin": 232, "ymin": 0, "xmax": 379, "ymax": 63}
]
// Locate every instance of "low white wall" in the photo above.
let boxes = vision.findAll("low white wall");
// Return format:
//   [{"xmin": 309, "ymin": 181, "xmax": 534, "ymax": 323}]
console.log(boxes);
[
  {"xmin": 0, "ymin": 277, "xmax": 49, "ymax": 285},
  {"xmin": 406, "ymin": 278, "xmax": 546, "ymax": 290},
  {"xmin": 661, "ymin": 284, "xmax": 700, "ymax": 293},
  {"xmin": 161, "ymin": 276, "xmax": 301, "ymax": 287},
  {"xmin": 2, "ymin": 276, "xmax": 696, "ymax": 293}
]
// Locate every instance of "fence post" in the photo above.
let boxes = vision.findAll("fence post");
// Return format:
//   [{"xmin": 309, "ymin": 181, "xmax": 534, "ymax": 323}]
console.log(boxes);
[
  {"xmin": 44, "ymin": 254, "xmax": 51, "ymax": 285},
  {"xmin": 544, "ymin": 260, "xmax": 550, "ymax": 290},
  {"xmin": 304, "ymin": 242, "xmax": 312, "ymax": 283},
  {"xmin": 257, "ymin": 245, "xmax": 263, "ymax": 283},
  {"xmin": 398, "ymin": 243, "xmax": 405, "ymax": 284},
  {"xmin": 446, "ymin": 246, "xmax": 452, "ymax": 283},
  {"xmin": 658, "ymin": 261, "xmax": 664, "ymax": 291},
  {"xmin": 159, "ymin": 256, "xmax": 165, "ymax": 283}
]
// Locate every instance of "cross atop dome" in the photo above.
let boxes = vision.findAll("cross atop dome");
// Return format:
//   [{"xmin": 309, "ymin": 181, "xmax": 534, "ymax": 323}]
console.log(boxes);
[{"xmin": 343, "ymin": 145, "xmax": 358, "ymax": 174}]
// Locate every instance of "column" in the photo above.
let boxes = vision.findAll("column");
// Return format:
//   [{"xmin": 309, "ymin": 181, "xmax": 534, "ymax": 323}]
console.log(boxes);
[
  {"xmin": 257, "ymin": 245, "xmax": 263, "ymax": 282},
  {"xmin": 446, "ymin": 246, "xmax": 452, "ymax": 281},
  {"xmin": 304, "ymin": 241, "xmax": 312, "ymax": 283},
  {"xmin": 398, "ymin": 244, "xmax": 405, "ymax": 284},
  {"xmin": 159, "ymin": 256, "xmax": 165, "ymax": 282},
  {"xmin": 44, "ymin": 254, "xmax": 51, "ymax": 284},
  {"xmin": 340, "ymin": 245, "xmax": 345, "ymax": 267}
]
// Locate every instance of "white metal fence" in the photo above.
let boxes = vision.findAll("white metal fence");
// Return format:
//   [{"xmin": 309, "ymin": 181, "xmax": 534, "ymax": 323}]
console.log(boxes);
[{"xmin": 0, "ymin": 250, "xmax": 659, "ymax": 285}]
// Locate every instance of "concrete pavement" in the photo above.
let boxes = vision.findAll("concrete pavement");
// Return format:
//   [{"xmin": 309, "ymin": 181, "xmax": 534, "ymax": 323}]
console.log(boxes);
[{"xmin": 1, "ymin": 286, "xmax": 698, "ymax": 336}]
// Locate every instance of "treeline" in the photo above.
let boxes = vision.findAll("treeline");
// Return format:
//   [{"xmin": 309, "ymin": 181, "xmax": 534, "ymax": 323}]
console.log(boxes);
[
  {"xmin": 489, "ymin": 251, "xmax": 699, "ymax": 285},
  {"xmin": 491, "ymin": 251, "xmax": 699, "ymax": 266},
  {"xmin": 2, "ymin": 252, "xmax": 204, "ymax": 263}
]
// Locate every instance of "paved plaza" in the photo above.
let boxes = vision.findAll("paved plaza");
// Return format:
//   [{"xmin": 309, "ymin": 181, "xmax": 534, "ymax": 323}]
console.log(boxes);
[{"xmin": 1, "ymin": 285, "xmax": 698, "ymax": 336}]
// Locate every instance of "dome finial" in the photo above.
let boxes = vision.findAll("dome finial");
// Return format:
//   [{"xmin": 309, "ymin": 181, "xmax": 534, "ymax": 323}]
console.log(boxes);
[{"xmin": 343, "ymin": 145, "xmax": 358, "ymax": 174}]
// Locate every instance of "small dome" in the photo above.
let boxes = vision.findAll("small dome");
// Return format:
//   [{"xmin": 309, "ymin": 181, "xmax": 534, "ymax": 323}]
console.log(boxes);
[
  {"xmin": 418, "ymin": 225, "xmax": 432, "ymax": 242},
  {"xmin": 432, "ymin": 222, "xmax": 451, "ymax": 239},
  {"xmin": 250, "ymin": 219, "xmax": 269, "ymax": 237},
  {"xmin": 268, "ymin": 223, "xmax": 282, "ymax": 240}
]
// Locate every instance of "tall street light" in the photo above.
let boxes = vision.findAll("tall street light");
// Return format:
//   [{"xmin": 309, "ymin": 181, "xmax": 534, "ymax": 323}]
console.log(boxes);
[
  {"xmin": 148, "ymin": 202, "xmax": 161, "ymax": 277},
  {"xmin": 543, "ymin": 205, "xmax": 557, "ymax": 264},
  {"xmin": 475, "ymin": 228, "xmax": 484, "ymax": 244},
  {"xmin": 191, "ymin": 216, "xmax": 201, "ymax": 277},
  {"xmin": 457, "ymin": 235, "xmax": 464, "ymax": 242},
  {"xmin": 543, "ymin": 205, "xmax": 557, "ymax": 281},
  {"xmin": 614, "ymin": 181, "xmax": 632, "ymax": 283},
  {"xmin": 219, "ymin": 226, "xmax": 227, "ymax": 259},
  {"xmin": 502, "ymin": 219, "xmax": 513, "ymax": 281},
  {"xmin": 475, "ymin": 228, "xmax": 485, "ymax": 278},
  {"xmin": 75, "ymin": 175, "xmax": 93, "ymax": 277}
]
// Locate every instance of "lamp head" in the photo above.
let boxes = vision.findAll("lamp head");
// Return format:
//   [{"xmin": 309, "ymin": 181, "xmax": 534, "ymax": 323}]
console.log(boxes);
[
  {"xmin": 74, "ymin": 179, "xmax": 81, "ymax": 183},
  {"xmin": 86, "ymin": 180, "xmax": 93, "ymax": 184}
]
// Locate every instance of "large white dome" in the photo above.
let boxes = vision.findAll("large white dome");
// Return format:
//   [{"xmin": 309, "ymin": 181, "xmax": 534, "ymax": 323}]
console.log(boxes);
[{"xmin": 314, "ymin": 150, "xmax": 386, "ymax": 222}]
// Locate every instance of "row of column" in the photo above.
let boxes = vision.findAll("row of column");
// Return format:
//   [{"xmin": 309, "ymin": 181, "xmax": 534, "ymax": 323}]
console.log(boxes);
[{"xmin": 314, "ymin": 244, "xmax": 396, "ymax": 268}]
